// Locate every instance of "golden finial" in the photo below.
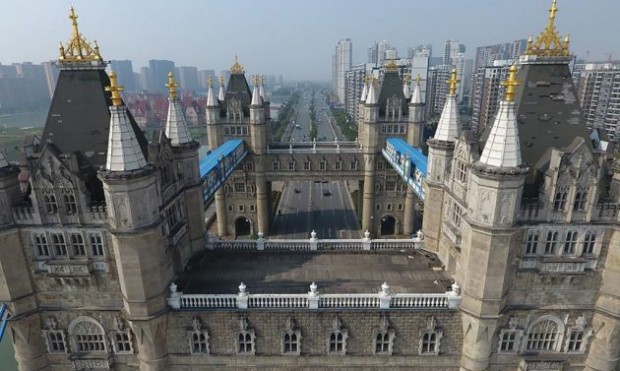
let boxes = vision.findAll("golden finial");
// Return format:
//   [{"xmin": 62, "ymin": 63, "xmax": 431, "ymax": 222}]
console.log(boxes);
[
  {"xmin": 384, "ymin": 59, "xmax": 398, "ymax": 71},
  {"xmin": 105, "ymin": 72, "xmax": 124, "ymax": 107},
  {"xmin": 364, "ymin": 73, "xmax": 370, "ymax": 84},
  {"xmin": 166, "ymin": 72, "xmax": 178, "ymax": 99},
  {"xmin": 219, "ymin": 75, "xmax": 225, "ymax": 87},
  {"xmin": 230, "ymin": 55, "xmax": 244, "ymax": 74},
  {"xmin": 525, "ymin": 0, "xmax": 570, "ymax": 57},
  {"xmin": 447, "ymin": 69, "xmax": 460, "ymax": 96},
  {"xmin": 501, "ymin": 65, "xmax": 520, "ymax": 102},
  {"xmin": 370, "ymin": 74, "xmax": 378, "ymax": 87},
  {"xmin": 207, "ymin": 76, "xmax": 213, "ymax": 88},
  {"xmin": 59, "ymin": 7, "xmax": 103, "ymax": 63},
  {"xmin": 415, "ymin": 74, "xmax": 422, "ymax": 85}
]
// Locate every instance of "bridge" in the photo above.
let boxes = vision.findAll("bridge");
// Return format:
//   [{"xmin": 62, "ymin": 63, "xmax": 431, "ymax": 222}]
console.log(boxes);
[{"xmin": 200, "ymin": 137, "xmax": 427, "ymax": 206}]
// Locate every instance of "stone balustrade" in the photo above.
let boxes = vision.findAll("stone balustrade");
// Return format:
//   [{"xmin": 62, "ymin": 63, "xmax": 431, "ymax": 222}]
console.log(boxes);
[
  {"xmin": 168, "ymin": 281, "xmax": 461, "ymax": 311},
  {"xmin": 207, "ymin": 230, "xmax": 424, "ymax": 252}
]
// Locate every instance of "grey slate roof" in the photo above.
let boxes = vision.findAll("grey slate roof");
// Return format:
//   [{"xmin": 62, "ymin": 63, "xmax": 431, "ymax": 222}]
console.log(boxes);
[
  {"xmin": 481, "ymin": 62, "xmax": 592, "ymax": 169},
  {"xmin": 41, "ymin": 69, "xmax": 148, "ymax": 169},
  {"xmin": 221, "ymin": 73, "xmax": 253, "ymax": 118},
  {"xmin": 377, "ymin": 70, "xmax": 407, "ymax": 116}
]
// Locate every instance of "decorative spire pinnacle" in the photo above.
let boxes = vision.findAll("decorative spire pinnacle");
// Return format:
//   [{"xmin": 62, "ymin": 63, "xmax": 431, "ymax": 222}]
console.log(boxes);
[
  {"xmin": 165, "ymin": 79, "xmax": 193, "ymax": 146},
  {"xmin": 525, "ymin": 0, "xmax": 570, "ymax": 57},
  {"xmin": 207, "ymin": 76, "xmax": 217, "ymax": 107},
  {"xmin": 218, "ymin": 75, "xmax": 225, "ymax": 101},
  {"xmin": 251, "ymin": 75, "xmax": 262, "ymax": 106},
  {"xmin": 447, "ymin": 69, "xmax": 459, "ymax": 96},
  {"xmin": 384, "ymin": 59, "xmax": 399, "ymax": 72},
  {"xmin": 105, "ymin": 72, "xmax": 124, "ymax": 107},
  {"xmin": 58, "ymin": 7, "xmax": 102, "ymax": 63},
  {"xmin": 166, "ymin": 72, "xmax": 178, "ymax": 99},
  {"xmin": 403, "ymin": 73, "xmax": 411, "ymax": 99},
  {"xmin": 360, "ymin": 75, "xmax": 368, "ymax": 102},
  {"xmin": 365, "ymin": 75, "xmax": 378, "ymax": 105},
  {"xmin": 411, "ymin": 74, "xmax": 423, "ymax": 104},
  {"xmin": 230, "ymin": 55, "xmax": 244, "ymax": 74},
  {"xmin": 259, "ymin": 75, "xmax": 266, "ymax": 101},
  {"xmin": 501, "ymin": 65, "xmax": 520, "ymax": 102},
  {"xmin": 479, "ymin": 82, "xmax": 522, "ymax": 168}
]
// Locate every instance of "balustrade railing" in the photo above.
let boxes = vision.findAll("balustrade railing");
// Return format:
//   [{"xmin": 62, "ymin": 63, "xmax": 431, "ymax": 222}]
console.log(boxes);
[
  {"xmin": 207, "ymin": 230, "xmax": 424, "ymax": 252},
  {"xmin": 168, "ymin": 282, "xmax": 461, "ymax": 311}
]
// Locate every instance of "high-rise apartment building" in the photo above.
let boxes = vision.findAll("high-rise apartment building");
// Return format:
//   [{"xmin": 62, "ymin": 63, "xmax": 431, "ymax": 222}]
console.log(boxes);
[
  {"xmin": 148, "ymin": 59, "xmax": 175, "ymax": 93},
  {"xmin": 110, "ymin": 60, "xmax": 135, "ymax": 92},
  {"xmin": 575, "ymin": 62, "xmax": 620, "ymax": 140},
  {"xmin": 344, "ymin": 63, "xmax": 371, "ymax": 122},
  {"xmin": 426, "ymin": 64, "xmax": 451, "ymax": 118},
  {"xmin": 334, "ymin": 38, "xmax": 352, "ymax": 104},
  {"xmin": 178, "ymin": 66, "xmax": 200, "ymax": 93},
  {"xmin": 41, "ymin": 61, "xmax": 59, "ymax": 99},
  {"xmin": 470, "ymin": 60, "xmax": 512, "ymax": 134}
]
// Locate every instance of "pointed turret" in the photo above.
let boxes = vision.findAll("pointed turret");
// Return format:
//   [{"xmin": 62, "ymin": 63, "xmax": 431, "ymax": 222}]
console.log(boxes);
[
  {"xmin": 479, "ymin": 65, "xmax": 522, "ymax": 168},
  {"xmin": 218, "ymin": 75, "xmax": 225, "ymax": 101},
  {"xmin": 104, "ymin": 72, "xmax": 147, "ymax": 172},
  {"xmin": 433, "ymin": 69, "xmax": 460, "ymax": 142},
  {"xmin": 365, "ymin": 76, "xmax": 378, "ymax": 105},
  {"xmin": 206, "ymin": 76, "xmax": 217, "ymax": 107},
  {"xmin": 251, "ymin": 75, "xmax": 262, "ymax": 106},
  {"xmin": 259, "ymin": 75, "xmax": 266, "ymax": 101},
  {"xmin": 164, "ymin": 72, "xmax": 193, "ymax": 146},
  {"xmin": 411, "ymin": 75, "xmax": 423, "ymax": 104},
  {"xmin": 360, "ymin": 79, "xmax": 368, "ymax": 102},
  {"xmin": 402, "ymin": 74, "xmax": 411, "ymax": 100}
]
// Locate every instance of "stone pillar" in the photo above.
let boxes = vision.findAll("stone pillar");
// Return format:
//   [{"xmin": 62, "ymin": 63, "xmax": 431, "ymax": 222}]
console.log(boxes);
[
  {"xmin": 10, "ymin": 314, "xmax": 49, "ymax": 371},
  {"xmin": 361, "ymin": 154, "xmax": 375, "ymax": 235},
  {"xmin": 459, "ymin": 315, "xmax": 497, "ymax": 371},
  {"xmin": 403, "ymin": 187, "xmax": 416, "ymax": 236},
  {"xmin": 256, "ymin": 174, "xmax": 269, "ymax": 236},
  {"xmin": 585, "ymin": 227, "xmax": 620, "ymax": 371},
  {"xmin": 129, "ymin": 316, "xmax": 170, "ymax": 371},
  {"xmin": 214, "ymin": 188, "xmax": 228, "ymax": 237}
]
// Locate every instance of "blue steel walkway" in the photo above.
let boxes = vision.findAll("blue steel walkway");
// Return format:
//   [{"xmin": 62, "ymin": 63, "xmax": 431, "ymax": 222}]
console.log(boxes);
[
  {"xmin": 382, "ymin": 138, "xmax": 427, "ymax": 200},
  {"xmin": 200, "ymin": 139, "xmax": 248, "ymax": 204}
]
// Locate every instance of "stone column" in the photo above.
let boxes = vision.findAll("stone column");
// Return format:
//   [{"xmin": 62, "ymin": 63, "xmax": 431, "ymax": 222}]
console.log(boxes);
[
  {"xmin": 130, "ymin": 316, "xmax": 170, "ymax": 371},
  {"xmin": 403, "ymin": 187, "xmax": 416, "ymax": 236},
  {"xmin": 255, "ymin": 173, "xmax": 269, "ymax": 236},
  {"xmin": 214, "ymin": 188, "xmax": 228, "ymax": 237},
  {"xmin": 361, "ymin": 154, "xmax": 376, "ymax": 235},
  {"xmin": 10, "ymin": 314, "xmax": 49, "ymax": 371}
]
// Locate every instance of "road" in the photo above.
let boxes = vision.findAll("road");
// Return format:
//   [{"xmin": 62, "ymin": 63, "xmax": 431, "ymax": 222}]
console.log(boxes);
[{"xmin": 271, "ymin": 89, "xmax": 360, "ymax": 239}]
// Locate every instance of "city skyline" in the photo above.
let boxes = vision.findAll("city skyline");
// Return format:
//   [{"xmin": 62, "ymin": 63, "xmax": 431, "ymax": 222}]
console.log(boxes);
[{"xmin": 1, "ymin": 0, "xmax": 618, "ymax": 81}]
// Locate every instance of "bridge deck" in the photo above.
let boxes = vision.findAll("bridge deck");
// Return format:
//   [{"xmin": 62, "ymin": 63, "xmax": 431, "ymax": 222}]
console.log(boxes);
[{"xmin": 179, "ymin": 251, "xmax": 449, "ymax": 295}]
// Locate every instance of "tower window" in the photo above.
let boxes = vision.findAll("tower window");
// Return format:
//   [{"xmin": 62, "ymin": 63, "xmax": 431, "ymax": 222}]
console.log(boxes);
[
  {"xmin": 273, "ymin": 161, "xmax": 280, "ymax": 171},
  {"xmin": 553, "ymin": 191, "xmax": 568, "ymax": 211},
  {"xmin": 329, "ymin": 332, "xmax": 344, "ymax": 354},
  {"xmin": 335, "ymin": 161, "xmax": 343, "ymax": 170},
  {"xmin": 44, "ymin": 194, "xmax": 58, "ymax": 214},
  {"xmin": 283, "ymin": 332, "xmax": 300, "ymax": 354},
  {"xmin": 89, "ymin": 233, "xmax": 104, "ymax": 257},
  {"xmin": 238, "ymin": 332, "xmax": 254, "ymax": 354},
  {"xmin": 544, "ymin": 231, "xmax": 558, "ymax": 255},
  {"xmin": 525, "ymin": 231, "xmax": 539, "ymax": 255},
  {"xmin": 526, "ymin": 319, "xmax": 560, "ymax": 352},
  {"xmin": 582, "ymin": 232, "xmax": 596, "ymax": 255},
  {"xmin": 304, "ymin": 160, "xmax": 311, "ymax": 171},
  {"xmin": 64, "ymin": 194, "xmax": 77, "ymax": 214},
  {"xmin": 52, "ymin": 233, "xmax": 67, "ymax": 257},
  {"xmin": 191, "ymin": 332, "xmax": 209, "ymax": 354},
  {"xmin": 420, "ymin": 332, "xmax": 438, "ymax": 354},
  {"xmin": 563, "ymin": 231, "xmax": 578, "ymax": 255},
  {"xmin": 34, "ymin": 234, "xmax": 50, "ymax": 258},
  {"xmin": 573, "ymin": 191, "xmax": 588, "ymax": 211},
  {"xmin": 70, "ymin": 233, "xmax": 85, "ymax": 257}
]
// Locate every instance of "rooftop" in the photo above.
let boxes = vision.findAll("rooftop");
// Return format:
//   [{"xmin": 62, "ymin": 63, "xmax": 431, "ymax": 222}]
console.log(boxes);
[{"xmin": 179, "ymin": 250, "xmax": 450, "ymax": 295}]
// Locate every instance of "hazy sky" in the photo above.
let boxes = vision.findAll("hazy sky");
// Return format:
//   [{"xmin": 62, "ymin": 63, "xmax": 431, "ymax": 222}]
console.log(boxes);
[{"xmin": 1, "ymin": 0, "xmax": 618, "ymax": 81}]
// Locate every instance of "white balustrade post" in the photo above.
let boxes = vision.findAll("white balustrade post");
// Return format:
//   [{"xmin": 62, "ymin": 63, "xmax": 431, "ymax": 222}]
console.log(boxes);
[
  {"xmin": 257, "ymin": 231, "xmax": 265, "ymax": 251},
  {"xmin": 447, "ymin": 281, "xmax": 461, "ymax": 309},
  {"xmin": 413, "ymin": 229, "xmax": 424, "ymax": 250},
  {"xmin": 310, "ymin": 230, "xmax": 318, "ymax": 251},
  {"xmin": 167, "ymin": 282, "xmax": 182, "ymax": 309},
  {"xmin": 379, "ymin": 282, "xmax": 391, "ymax": 309},
  {"xmin": 237, "ymin": 282, "xmax": 249, "ymax": 309},
  {"xmin": 308, "ymin": 282, "xmax": 319, "ymax": 309},
  {"xmin": 362, "ymin": 230, "xmax": 371, "ymax": 251}
]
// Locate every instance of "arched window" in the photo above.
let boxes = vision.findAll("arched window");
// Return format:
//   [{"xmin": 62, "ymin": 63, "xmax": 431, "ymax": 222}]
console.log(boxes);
[
  {"xmin": 419, "ymin": 316, "xmax": 442, "ymax": 355},
  {"xmin": 573, "ymin": 191, "xmax": 588, "ymax": 211},
  {"xmin": 238, "ymin": 332, "xmax": 253, "ymax": 354},
  {"xmin": 282, "ymin": 317, "xmax": 301, "ymax": 356},
  {"xmin": 563, "ymin": 231, "xmax": 578, "ymax": 255},
  {"xmin": 544, "ymin": 231, "xmax": 558, "ymax": 255},
  {"xmin": 68, "ymin": 317, "xmax": 107, "ymax": 354},
  {"xmin": 44, "ymin": 194, "xmax": 58, "ymax": 214},
  {"xmin": 582, "ymin": 232, "xmax": 596, "ymax": 255},
  {"xmin": 553, "ymin": 191, "xmax": 567, "ymax": 211},
  {"xmin": 329, "ymin": 332, "xmax": 344, "ymax": 353},
  {"xmin": 525, "ymin": 231, "xmax": 539, "ymax": 255},
  {"xmin": 526, "ymin": 317, "xmax": 564, "ymax": 352},
  {"xmin": 52, "ymin": 233, "xmax": 67, "ymax": 257},
  {"xmin": 327, "ymin": 317, "xmax": 348, "ymax": 355},
  {"xmin": 191, "ymin": 332, "xmax": 208, "ymax": 354},
  {"xmin": 64, "ymin": 194, "xmax": 77, "ymax": 214}
]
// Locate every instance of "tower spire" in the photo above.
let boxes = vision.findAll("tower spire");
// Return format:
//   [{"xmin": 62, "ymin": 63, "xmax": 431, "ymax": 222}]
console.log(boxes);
[
  {"xmin": 251, "ymin": 75, "xmax": 262, "ymax": 106},
  {"xmin": 525, "ymin": 0, "xmax": 570, "ymax": 57},
  {"xmin": 365, "ymin": 75, "xmax": 378, "ymax": 105},
  {"xmin": 59, "ymin": 7, "xmax": 102, "ymax": 63},
  {"xmin": 433, "ymin": 69, "xmax": 460, "ymax": 142},
  {"xmin": 403, "ymin": 73, "xmax": 411, "ymax": 99},
  {"xmin": 218, "ymin": 75, "xmax": 225, "ymax": 101},
  {"xmin": 165, "ymin": 73, "xmax": 193, "ymax": 146},
  {"xmin": 479, "ymin": 65, "xmax": 522, "ymax": 168},
  {"xmin": 360, "ymin": 74, "xmax": 369, "ymax": 102},
  {"xmin": 411, "ymin": 74, "xmax": 423, "ymax": 104},
  {"xmin": 105, "ymin": 72, "xmax": 147, "ymax": 171},
  {"xmin": 259, "ymin": 75, "xmax": 266, "ymax": 101}
]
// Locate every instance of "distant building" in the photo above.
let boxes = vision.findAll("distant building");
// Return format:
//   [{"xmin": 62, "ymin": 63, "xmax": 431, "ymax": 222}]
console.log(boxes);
[
  {"xmin": 470, "ymin": 60, "xmax": 512, "ymax": 134},
  {"xmin": 138, "ymin": 66, "xmax": 150, "ymax": 91},
  {"xmin": 0, "ymin": 62, "xmax": 49, "ymax": 112},
  {"xmin": 334, "ymin": 38, "xmax": 352, "ymax": 103},
  {"xmin": 41, "ymin": 61, "xmax": 59, "ymax": 98},
  {"xmin": 426, "ymin": 64, "xmax": 451, "ymax": 118},
  {"xmin": 410, "ymin": 54, "xmax": 430, "ymax": 104},
  {"xmin": 178, "ymin": 66, "xmax": 200, "ymax": 93},
  {"xmin": 148, "ymin": 59, "xmax": 175, "ymax": 93},
  {"xmin": 345, "ymin": 63, "xmax": 371, "ymax": 121},
  {"xmin": 575, "ymin": 62, "xmax": 620, "ymax": 140},
  {"xmin": 198, "ymin": 70, "xmax": 216, "ymax": 91},
  {"xmin": 110, "ymin": 60, "xmax": 135, "ymax": 92}
]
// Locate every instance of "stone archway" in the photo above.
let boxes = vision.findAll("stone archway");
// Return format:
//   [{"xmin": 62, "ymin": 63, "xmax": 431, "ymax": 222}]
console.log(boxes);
[
  {"xmin": 235, "ymin": 216, "xmax": 252, "ymax": 237},
  {"xmin": 380, "ymin": 215, "xmax": 396, "ymax": 236}
]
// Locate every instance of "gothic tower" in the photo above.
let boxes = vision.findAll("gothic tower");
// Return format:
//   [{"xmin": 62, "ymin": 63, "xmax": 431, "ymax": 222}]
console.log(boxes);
[
  {"xmin": 404, "ymin": 77, "xmax": 425, "ymax": 236},
  {"xmin": 423, "ymin": 69, "xmax": 460, "ymax": 252},
  {"xmin": 98, "ymin": 73, "xmax": 171, "ymax": 370}
]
